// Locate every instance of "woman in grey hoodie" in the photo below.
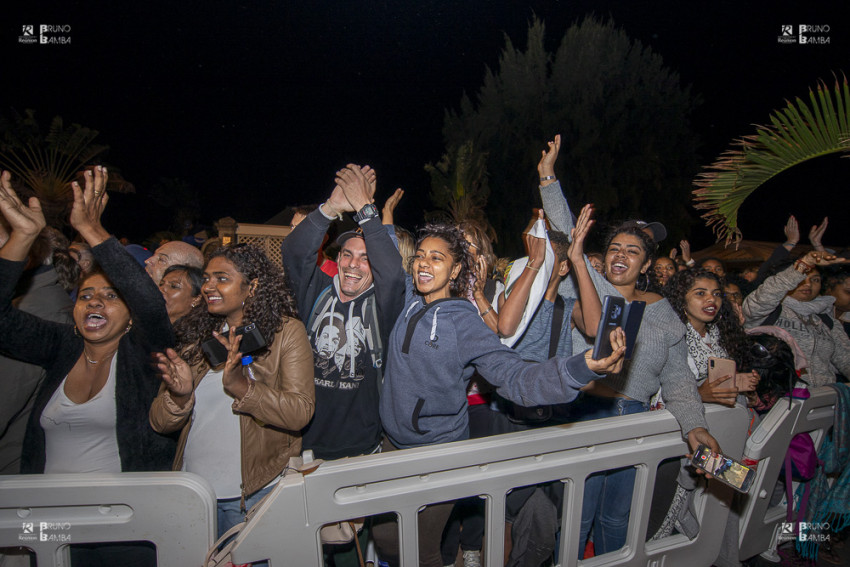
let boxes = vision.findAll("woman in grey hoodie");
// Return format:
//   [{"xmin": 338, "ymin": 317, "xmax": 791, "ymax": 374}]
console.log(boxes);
[
  {"xmin": 743, "ymin": 250, "xmax": 850, "ymax": 387},
  {"xmin": 374, "ymin": 222, "xmax": 626, "ymax": 567}
]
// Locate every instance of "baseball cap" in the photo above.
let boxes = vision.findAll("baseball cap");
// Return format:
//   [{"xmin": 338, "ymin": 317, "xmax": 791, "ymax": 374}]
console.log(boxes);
[
  {"xmin": 336, "ymin": 227, "xmax": 365, "ymax": 246},
  {"xmin": 624, "ymin": 220, "xmax": 667, "ymax": 243}
]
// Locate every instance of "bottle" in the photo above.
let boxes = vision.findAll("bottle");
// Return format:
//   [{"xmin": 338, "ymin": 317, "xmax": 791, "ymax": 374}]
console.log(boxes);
[{"xmin": 241, "ymin": 355, "xmax": 257, "ymax": 381}]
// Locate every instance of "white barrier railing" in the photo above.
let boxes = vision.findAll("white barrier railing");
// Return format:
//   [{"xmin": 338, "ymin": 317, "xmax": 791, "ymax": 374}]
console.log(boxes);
[
  {"xmin": 1, "ymin": 393, "xmax": 832, "ymax": 567},
  {"xmin": 0, "ymin": 472, "xmax": 215, "ymax": 566},
  {"xmin": 230, "ymin": 404, "xmax": 749, "ymax": 566},
  {"xmin": 737, "ymin": 386, "xmax": 837, "ymax": 560}
]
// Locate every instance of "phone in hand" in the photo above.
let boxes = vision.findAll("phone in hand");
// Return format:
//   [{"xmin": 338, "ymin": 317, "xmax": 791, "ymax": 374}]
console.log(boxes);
[
  {"xmin": 708, "ymin": 357, "xmax": 736, "ymax": 384},
  {"xmin": 201, "ymin": 323, "xmax": 267, "ymax": 366},
  {"xmin": 691, "ymin": 444, "xmax": 756, "ymax": 493},
  {"xmin": 592, "ymin": 296, "xmax": 625, "ymax": 360}
]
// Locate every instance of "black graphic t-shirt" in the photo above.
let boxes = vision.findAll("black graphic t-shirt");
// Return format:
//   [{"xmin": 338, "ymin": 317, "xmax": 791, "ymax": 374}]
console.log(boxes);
[{"xmin": 301, "ymin": 291, "xmax": 381, "ymax": 460}]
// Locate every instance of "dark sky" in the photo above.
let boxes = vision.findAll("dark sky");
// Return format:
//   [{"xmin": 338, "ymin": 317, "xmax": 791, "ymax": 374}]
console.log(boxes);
[{"xmin": 3, "ymin": 1, "xmax": 846, "ymax": 250}]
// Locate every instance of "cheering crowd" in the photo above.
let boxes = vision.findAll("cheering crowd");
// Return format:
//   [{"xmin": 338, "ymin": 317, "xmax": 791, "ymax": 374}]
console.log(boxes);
[{"xmin": 0, "ymin": 135, "xmax": 848, "ymax": 567}]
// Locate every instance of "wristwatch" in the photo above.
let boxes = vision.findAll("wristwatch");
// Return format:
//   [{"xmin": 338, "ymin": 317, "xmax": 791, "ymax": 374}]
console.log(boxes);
[{"xmin": 353, "ymin": 203, "xmax": 379, "ymax": 223}]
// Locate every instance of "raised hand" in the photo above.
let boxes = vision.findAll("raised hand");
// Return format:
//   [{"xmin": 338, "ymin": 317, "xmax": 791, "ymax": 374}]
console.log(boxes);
[
  {"xmin": 336, "ymin": 164, "xmax": 375, "ymax": 212},
  {"xmin": 537, "ymin": 135, "xmax": 561, "ymax": 184},
  {"xmin": 69, "ymin": 166, "xmax": 110, "ymax": 246},
  {"xmin": 585, "ymin": 328, "xmax": 627, "ymax": 374},
  {"xmin": 0, "ymin": 171, "xmax": 45, "ymax": 239},
  {"xmin": 568, "ymin": 204, "xmax": 595, "ymax": 264},
  {"xmin": 0, "ymin": 171, "xmax": 46, "ymax": 261},
  {"xmin": 783, "ymin": 215, "xmax": 799, "ymax": 249},
  {"xmin": 382, "ymin": 188, "xmax": 404, "ymax": 225},
  {"xmin": 808, "ymin": 217, "xmax": 828, "ymax": 251},
  {"xmin": 669, "ymin": 247, "xmax": 678, "ymax": 260},
  {"xmin": 155, "ymin": 348, "xmax": 195, "ymax": 407},
  {"xmin": 799, "ymin": 250, "xmax": 848, "ymax": 268},
  {"xmin": 679, "ymin": 239, "xmax": 692, "ymax": 264}
]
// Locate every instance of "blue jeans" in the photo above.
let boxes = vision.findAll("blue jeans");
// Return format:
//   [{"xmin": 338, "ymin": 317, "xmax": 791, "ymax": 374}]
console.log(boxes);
[
  {"xmin": 217, "ymin": 484, "xmax": 276, "ymax": 538},
  {"xmin": 571, "ymin": 395, "xmax": 648, "ymax": 557}
]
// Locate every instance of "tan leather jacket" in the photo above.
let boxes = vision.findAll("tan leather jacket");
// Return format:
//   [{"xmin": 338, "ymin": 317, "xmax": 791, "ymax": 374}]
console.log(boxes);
[{"xmin": 149, "ymin": 316, "xmax": 315, "ymax": 498}]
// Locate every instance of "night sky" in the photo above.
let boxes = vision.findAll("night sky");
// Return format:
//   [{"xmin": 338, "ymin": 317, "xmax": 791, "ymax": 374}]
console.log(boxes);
[{"xmin": 3, "ymin": 1, "xmax": 846, "ymax": 251}]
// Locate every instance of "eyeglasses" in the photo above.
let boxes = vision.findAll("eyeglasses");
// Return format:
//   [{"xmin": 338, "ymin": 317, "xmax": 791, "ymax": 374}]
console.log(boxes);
[{"xmin": 723, "ymin": 292, "xmax": 742, "ymax": 300}]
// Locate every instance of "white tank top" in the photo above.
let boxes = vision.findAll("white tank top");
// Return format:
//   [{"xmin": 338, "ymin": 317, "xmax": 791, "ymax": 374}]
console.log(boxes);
[
  {"xmin": 182, "ymin": 368, "xmax": 242, "ymax": 499},
  {"xmin": 40, "ymin": 356, "xmax": 122, "ymax": 473}
]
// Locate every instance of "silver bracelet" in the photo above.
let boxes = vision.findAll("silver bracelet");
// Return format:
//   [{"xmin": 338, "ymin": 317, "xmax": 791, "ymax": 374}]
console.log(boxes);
[{"xmin": 539, "ymin": 175, "xmax": 556, "ymax": 181}]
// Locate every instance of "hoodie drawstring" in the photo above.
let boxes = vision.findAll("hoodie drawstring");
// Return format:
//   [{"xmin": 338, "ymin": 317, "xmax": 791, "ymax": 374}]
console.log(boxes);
[{"xmin": 429, "ymin": 307, "xmax": 441, "ymax": 341}]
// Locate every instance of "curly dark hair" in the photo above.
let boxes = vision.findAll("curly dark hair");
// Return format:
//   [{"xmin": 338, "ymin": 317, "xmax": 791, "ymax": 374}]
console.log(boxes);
[
  {"xmin": 174, "ymin": 244, "xmax": 299, "ymax": 365},
  {"xmin": 665, "ymin": 268, "xmax": 749, "ymax": 366},
  {"xmin": 604, "ymin": 223, "xmax": 657, "ymax": 289},
  {"xmin": 415, "ymin": 223, "xmax": 474, "ymax": 298}
]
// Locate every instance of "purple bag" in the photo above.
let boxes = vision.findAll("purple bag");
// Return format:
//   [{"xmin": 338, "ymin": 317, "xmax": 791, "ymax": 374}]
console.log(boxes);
[{"xmin": 785, "ymin": 433, "xmax": 818, "ymax": 481}]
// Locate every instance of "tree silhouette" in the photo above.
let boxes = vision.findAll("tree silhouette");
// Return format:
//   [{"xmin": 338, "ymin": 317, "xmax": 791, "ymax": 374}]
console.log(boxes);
[
  {"xmin": 0, "ymin": 109, "xmax": 134, "ymax": 228},
  {"xmin": 444, "ymin": 16, "xmax": 700, "ymax": 256}
]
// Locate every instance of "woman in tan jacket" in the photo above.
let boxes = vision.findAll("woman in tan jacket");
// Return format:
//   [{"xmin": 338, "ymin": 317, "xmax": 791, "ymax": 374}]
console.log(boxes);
[{"xmin": 149, "ymin": 244, "xmax": 314, "ymax": 538}]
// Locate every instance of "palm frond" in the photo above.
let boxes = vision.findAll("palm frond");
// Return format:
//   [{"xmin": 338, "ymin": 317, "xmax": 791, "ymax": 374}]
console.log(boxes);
[{"xmin": 693, "ymin": 76, "xmax": 850, "ymax": 244}]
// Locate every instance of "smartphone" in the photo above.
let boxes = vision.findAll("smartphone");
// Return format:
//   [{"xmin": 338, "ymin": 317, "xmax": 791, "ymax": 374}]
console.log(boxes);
[
  {"xmin": 201, "ymin": 323, "xmax": 268, "ymax": 366},
  {"xmin": 592, "ymin": 296, "xmax": 625, "ymax": 360},
  {"xmin": 708, "ymin": 357, "xmax": 736, "ymax": 384},
  {"xmin": 622, "ymin": 301, "xmax": 645, "ymax": 360},
  {"xmin": 691, "ymin": 444, "xmax": 755, "ymax": 493}
]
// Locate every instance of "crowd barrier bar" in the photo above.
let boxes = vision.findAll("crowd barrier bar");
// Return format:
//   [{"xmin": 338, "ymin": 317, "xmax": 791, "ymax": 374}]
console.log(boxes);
[
  {"xmin": 3, "ymin": 394, "xmax": 827, "ymax": 567},
  {"xmin": 0, "ymin": 472, "xmax": 215, "ymax": 566},
  {"xmin": 231, "ymin": 404, "xmax": 748, "ymax": 566}
]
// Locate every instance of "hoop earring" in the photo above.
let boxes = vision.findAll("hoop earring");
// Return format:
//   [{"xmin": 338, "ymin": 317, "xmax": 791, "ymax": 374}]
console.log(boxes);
[
  {"xmin": 639, "ymin": 273, "xmax": 649, "ymax": 293},
  {"xmin": 73, "ymin": 326, "xmax": 81, "ymax": 337}
]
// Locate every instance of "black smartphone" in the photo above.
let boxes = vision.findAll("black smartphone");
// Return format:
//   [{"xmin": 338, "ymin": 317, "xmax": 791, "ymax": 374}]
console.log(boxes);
[
  {"xmin": 200, "ymin": 323, "xmax": 268, "ymax": 366},
  {"xmin": 592, "ymin": 296, "xmax": 625, "ymax": 360},
  {"xmin": 691, "ymin": 444, "xmax": 756, "ymax": 493},
  {"xmin": 622, "ymin": 301, "xmax": 645, "ymax": 360}
]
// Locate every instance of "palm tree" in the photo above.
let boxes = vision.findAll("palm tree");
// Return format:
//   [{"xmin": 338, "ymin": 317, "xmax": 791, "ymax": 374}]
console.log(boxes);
[
  {"xmin": 425, "ymin": 140, "xmax": 497, "ymax": 242},
  {"xmin": 693, "ymin": 76, "xmax": 850, "ymax": 244},
  {"xmin": 0, "ymin": 109, "xmax": 134, "ymax": 227}
]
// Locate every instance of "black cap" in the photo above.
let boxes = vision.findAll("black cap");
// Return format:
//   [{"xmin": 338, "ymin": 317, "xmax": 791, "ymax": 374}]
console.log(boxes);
[
  {"xmin": 335, "ymin": 227, "xmax": 364, "ymax": 246},
  {"xmin": 623, "ymin": 220, "xmax": 667, "ymax": 243}
]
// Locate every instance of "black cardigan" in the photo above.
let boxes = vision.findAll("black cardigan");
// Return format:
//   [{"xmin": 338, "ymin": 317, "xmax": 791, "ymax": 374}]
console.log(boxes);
[{"xmin": 0, "ymin": 237, "xmax": 176, "ymax": 473}]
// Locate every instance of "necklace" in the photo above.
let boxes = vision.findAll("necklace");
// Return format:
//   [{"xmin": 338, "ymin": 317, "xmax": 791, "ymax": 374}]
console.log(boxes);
[{"xmin": 83, "ymin": 347, "xmax": 116, "ymax": 365}]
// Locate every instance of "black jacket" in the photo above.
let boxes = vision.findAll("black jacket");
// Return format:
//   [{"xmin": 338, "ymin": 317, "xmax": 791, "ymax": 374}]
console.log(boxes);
[{"xmin": 0, "ymin": 237, "xmax": 176, "ymax": 473}]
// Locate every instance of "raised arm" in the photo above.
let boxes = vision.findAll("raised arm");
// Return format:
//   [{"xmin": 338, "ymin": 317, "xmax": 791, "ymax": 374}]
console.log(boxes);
[
  {"xmin": 0, "ymin": 171, "xmax": 70, "ymax": 366},
  {"xmin": 496, "ymin": 211, "xmax": 549, "ymax": 337},
  {"xmin": 569, "ymin": 204, "xmax": 602, "ymax": 335},
  {"xmin": 744, "ymin": 251, "xmax": 849, "ymax": 326},
  {"xmin": 71, "ymin": 167, "xmax": 173, "ymax": 351}
]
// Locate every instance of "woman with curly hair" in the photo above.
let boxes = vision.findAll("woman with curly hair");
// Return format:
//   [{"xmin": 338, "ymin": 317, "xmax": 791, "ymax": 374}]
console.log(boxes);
[
  {"xmin": 663, "ymin": 268, "xmax": 758, "ymax": 407},
  {"xmin": 149, "ymin": 244, "xmax": 315, "ymax": 538},
  {"xmin": 373, "ymin": 222, "xmax": 627, "ymax": 567}
]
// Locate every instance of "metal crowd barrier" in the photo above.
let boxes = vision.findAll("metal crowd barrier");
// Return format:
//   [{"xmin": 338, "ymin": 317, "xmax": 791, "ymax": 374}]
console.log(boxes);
[
  {"xmin": 230, "ymin": 404, "xmax": 749, "ymax": 566},
  {"xmin": 0, "ymin": 472, "xmax": 215, "ymax": 566},
  {"xmin": 2, "ymin": 395, "xmax": 829, "ymax": 567},
  {"xmin": 737, "ymin": 386, "xmax": 837, "ymax": 560}
]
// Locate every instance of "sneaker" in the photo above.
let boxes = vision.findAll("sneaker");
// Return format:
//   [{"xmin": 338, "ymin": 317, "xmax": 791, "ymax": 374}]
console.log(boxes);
[{"xmin": 462, "ymin": 549, "xmax": 481, "ymax": 567}]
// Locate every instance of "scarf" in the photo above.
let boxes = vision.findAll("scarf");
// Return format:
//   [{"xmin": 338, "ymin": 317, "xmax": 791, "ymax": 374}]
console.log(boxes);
[
  {"xmin": 782, "ymin": 295, "xmax": 835, "ymax": 317},
  {"xmin": 685, "ymin": 321, "xmax": 727, "ymax": 383}
]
